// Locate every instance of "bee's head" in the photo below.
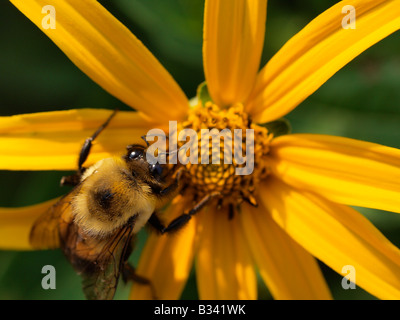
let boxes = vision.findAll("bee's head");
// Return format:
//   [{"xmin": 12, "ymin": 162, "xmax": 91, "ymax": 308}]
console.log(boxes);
[{"xmin": 124, "ymin": 144, "xmax": 165, "ymax": 181}]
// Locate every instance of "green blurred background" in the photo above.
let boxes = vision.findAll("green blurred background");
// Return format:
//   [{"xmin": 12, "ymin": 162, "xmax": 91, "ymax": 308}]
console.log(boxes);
[{"xmin": 1, "ymin": 0, "xmax": 400, "ymax": 300}]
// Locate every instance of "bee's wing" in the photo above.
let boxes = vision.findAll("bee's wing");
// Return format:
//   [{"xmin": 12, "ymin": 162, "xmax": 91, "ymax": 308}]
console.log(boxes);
[
  {"xmin": 29, "ymin": 192, "xmax": 75, "ymax": 249},
  {"xmin": 64, "ymin": 222, "xmax": 134, "ymax": 300}
]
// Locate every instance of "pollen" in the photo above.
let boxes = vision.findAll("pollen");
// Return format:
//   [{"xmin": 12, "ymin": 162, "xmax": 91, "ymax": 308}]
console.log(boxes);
[{"xmin": 172, "ymin": 102, "xmax": 273, "ymax": 208}]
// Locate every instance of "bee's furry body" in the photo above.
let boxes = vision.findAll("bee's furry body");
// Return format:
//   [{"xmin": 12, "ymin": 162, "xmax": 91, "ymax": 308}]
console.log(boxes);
[
  {"xmin": 72, "ymin": 157, "xmax": 160, "ymax": 237},
  {"xmin": 29, "ymin": 145, "xmax": 179, "ymax": 300}
]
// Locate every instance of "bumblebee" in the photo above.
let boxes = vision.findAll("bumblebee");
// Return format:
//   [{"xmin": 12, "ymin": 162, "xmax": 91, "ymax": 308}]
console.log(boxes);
[{"xmin": 29, "ymin": 111, "xmax": 186, "ymax": 300}]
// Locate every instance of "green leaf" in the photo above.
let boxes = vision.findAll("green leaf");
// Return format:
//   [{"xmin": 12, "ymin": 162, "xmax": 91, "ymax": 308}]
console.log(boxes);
[
  {"xmin": 197, "ymin": 81, "xmax": 213, "ymax": 106},
  {"xmin": 259, "ymin": 118, "xmax": 291, "ymax": 137}
]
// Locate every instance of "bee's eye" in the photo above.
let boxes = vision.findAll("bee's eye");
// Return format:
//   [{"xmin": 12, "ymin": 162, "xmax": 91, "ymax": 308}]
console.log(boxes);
[
  {"xmin": 128, "ymin": 149, "xmax": 143, "ymax": 160},
  {"xmin": 150, "ymin": 163, "xmax": 163, "ymax": 177}
]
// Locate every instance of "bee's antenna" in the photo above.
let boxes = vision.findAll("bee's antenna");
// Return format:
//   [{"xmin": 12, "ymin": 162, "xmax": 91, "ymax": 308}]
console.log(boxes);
[
  {"xmin": 158, "ymin": 149, "xmax": 180, "ymax": 157},
  {"xmin": 141, "ymin": 135, "xmax": 150, "ymax": 147},
  {"xmin": 141, "ymin": 133, "xmax": 188, "ymax": 157},
  {"xmin": 141, "ymin": 134, "xmax": 169, "ymax": 148}
]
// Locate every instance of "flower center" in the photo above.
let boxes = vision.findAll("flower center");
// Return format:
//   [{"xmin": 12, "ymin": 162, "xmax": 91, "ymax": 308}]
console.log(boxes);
[{"xmin": 172, "ymin": 102, "xmax": 273, "ymax": 208}]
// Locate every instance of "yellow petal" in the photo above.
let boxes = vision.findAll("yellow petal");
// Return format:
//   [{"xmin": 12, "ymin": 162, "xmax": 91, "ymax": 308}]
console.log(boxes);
[
  {"xmin": 246, "ymin": 0, "xmax": 400, "ymax": 122},
  {"xmin": 0, "ymin": 198, "xmax": 59, "ymax": 250},
  {"xmin": 129, "ymin": 195, "xmax": 196, "ymax": 300},
  {"xmin": 241, "ymin": 203, "xmax": 332, "ymax": 300},
  {"xmin": 270, "ymin": 134, "xmax": 400, "ymax": 214},
  {"xmin": 196, "ymin": 206, "xmax": 257, "ymax": 299},
  {"xmin": 0, "ymin": 109, "xmax": 156, "ymax": 170},
  {"xmin": 203, "ymin": 0, "xmax": 267, "ymax": 107},
  {"xmin": 10, "ymin": 0, "xmax": 189, "ymax": 122},
  {"xmin": 262, "ymin": 177, "xmax": 400, "ymax": 299}
]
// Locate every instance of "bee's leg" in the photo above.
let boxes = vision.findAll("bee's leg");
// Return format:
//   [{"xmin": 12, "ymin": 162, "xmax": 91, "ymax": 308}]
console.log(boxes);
[
  {"xmin": 77, "ymin": 109, "xmax": 118, "ymax": 172},
  {"xmin": 150, "ymin": 192, "xmax": 220, "ymax": 234},
  {"xmin": 147, "ymin": 168, "xmax": 186, "ymax": 232},
  {"xmin": 60, "ymin": 174, "xmax": 81, "ymax": 187},
  {"xmin": 228, "ymin": 203, "xmax": 235, "ymax": 220},
  {"xmin": 148, "ymin": 213, "xmax": 166, "ymax": 233},
  {"xmin": 60, "ymin": 109, "xmax": 117, "ymax": 186},
  {"xmin": 122, "ymin": 262, "xmax": 158, "ymax": 300},
  {"xmin": 158, "ymin": 167, "xmax": 185, "ymax": 197}
]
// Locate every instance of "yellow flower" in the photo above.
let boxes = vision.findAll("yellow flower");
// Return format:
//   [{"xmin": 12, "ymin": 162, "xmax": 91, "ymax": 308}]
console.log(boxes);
[{"xmin": 2, "ymin": 0, "xmax": 400, "ymax": 300}]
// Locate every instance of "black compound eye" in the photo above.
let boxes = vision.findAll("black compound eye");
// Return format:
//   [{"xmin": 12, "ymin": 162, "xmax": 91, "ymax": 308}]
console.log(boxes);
[
  {"xmin": 128, "ymin": 149, "xmax": 144, "ymax": 160},
  {"xmin": 150, "ymin": 163, "xmax": 163, "ymax": 177}
]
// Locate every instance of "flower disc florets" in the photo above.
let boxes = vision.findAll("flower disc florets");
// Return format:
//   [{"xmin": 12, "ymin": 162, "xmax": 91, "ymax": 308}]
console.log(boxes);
[{"xmin": 172, "ymin": 102, "xmax": 273, "ymax": 208}]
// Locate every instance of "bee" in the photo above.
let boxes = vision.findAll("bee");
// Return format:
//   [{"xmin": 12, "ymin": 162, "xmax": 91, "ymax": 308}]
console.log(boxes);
[{"xmin": 29, "ymin": 110, "xmax": 184, "ymax": 300}]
